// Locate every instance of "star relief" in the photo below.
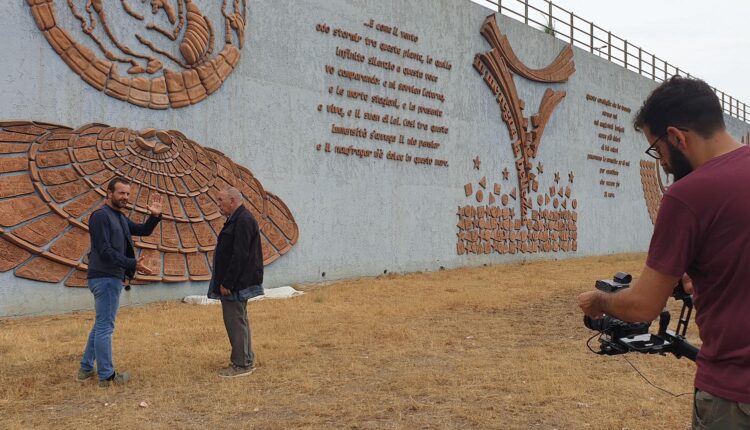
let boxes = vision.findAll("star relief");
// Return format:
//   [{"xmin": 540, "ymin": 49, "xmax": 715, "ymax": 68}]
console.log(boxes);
[
  {"xmin": 473, "ymin": 156, "xmax": 481, "ymax": 170},
  {"xmin": 554, "ymin": 172, "xmax": 560, "ymax": 183},
  {"xmin": 537, "ymin": 162, "xmax": 544, "ymax": 175},
  {"xmin": 569, "ymin": 171, "xmax": 575, "ymax": 183},
  {"xmin": 502, "ymin": 167, "xmax": 510, "ymax": 180}
]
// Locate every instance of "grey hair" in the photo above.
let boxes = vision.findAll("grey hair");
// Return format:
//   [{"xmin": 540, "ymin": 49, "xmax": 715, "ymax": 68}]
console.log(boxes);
[{"xmin": 222, "ymin": 187, "xmax": 243, "ymax": 203}]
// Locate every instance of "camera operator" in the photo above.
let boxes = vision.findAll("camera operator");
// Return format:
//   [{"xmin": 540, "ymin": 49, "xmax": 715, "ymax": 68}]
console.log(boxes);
[{"xmin": 578, "ymin": 76, "xmax": 750, "ymax": 429}]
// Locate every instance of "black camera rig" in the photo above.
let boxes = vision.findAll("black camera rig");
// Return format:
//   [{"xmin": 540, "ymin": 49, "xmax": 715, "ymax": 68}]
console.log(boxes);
[{"xmin": 584, "ymin": 272, "xmax": 699, "ymax": 361}]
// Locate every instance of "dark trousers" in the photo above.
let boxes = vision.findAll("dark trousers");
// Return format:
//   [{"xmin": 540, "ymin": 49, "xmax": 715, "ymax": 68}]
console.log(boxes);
[
  {"xmin": 693, "ymin": 389, "xmax": 750, "ymax": 429},
  {"xmin": 220, "ymin": 299, "xmax": 254, "ymax": 368}
]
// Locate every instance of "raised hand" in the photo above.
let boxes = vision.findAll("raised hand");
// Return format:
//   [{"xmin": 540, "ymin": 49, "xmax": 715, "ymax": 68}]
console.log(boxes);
[
  {"xmin": 147, "ymin": 193, "xmax": 163, "ymax": 217},
  {"xmin": 136, "ymin": 255, "xmax": 153, "ymax": 275}
]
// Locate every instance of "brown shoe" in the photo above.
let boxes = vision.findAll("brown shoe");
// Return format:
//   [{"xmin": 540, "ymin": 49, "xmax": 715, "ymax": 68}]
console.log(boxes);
[{"xmin": 218, "ymin": 365, "xmax": 255, "ymax": 378}]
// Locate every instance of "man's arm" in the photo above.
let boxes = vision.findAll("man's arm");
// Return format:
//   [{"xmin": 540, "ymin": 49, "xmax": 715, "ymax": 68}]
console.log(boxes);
[
  {"xmin": 90, "ymin": 211, "xmax": 137, "ymax": 272},
  {"xmin": 128, "ymin": 193, "xmax": 163, "ymax": 236},
  {"xmin": 578, "ymin": 265, "xmax": 679, "ymax": 322},
  {"xmin": 127, "ymin": 214, "xmax": 162, "ymax": 237},
  {"xmin": 221, "ymin": 214, "xmax": 254, "ymax": 291}
]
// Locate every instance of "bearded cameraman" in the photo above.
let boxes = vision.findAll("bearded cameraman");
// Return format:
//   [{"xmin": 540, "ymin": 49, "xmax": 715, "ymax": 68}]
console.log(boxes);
[{"xmin": 578, "ymin": 76, "xmax": 750, "ymax": 429}]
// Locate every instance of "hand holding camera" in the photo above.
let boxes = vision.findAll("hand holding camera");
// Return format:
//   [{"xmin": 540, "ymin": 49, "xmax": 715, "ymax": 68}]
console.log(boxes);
[{"xmin": 582, "ymin": 272, "xmax": 698, "ymax": 361}]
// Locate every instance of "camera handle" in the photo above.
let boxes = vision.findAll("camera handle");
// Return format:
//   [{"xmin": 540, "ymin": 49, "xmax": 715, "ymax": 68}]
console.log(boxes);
[
  {"xmin": 675, "ymin": 295, "xmax": 693, "ymax": 339},
  {"xmin": 668, "ymin": 333, "xmax": 699, "ymax": 361},
  {"xmin": 664, "ymin": 280, "xmax": 698, "ymax": 361},
  {"xmin": 669, "ymin": 280, "xmax": 694, "ymax": 339},
  {"xmin": 657, "ymin": 309, "xmax": 670, "ymax": 336}
]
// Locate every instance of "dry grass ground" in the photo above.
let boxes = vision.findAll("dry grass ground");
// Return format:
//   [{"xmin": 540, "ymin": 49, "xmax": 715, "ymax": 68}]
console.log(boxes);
[{"xmin": 0, "ymin": 253, "xmax": 700, "ymax": 429}]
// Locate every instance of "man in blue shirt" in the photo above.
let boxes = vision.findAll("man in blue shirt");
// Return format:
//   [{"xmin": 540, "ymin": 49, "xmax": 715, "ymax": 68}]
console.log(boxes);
[{"xmin": 77, "ymin": 177, "xmax": 162, "ymax": 387}]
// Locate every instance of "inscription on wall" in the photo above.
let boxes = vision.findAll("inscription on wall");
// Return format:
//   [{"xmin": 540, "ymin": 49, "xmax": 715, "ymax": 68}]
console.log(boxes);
[
  {"xmin": 584, "ymin": 94, "xmax": 632, "ymax": 198},
  {"xmin": 313, "ymin": 19, "xmax": 451, "ymax": 168}
]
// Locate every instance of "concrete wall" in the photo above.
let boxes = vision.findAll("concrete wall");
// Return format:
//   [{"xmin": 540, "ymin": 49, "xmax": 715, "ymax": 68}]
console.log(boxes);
[{"xmin": 0, "ymin": 0, "xmax": 748, "ymax": 316}]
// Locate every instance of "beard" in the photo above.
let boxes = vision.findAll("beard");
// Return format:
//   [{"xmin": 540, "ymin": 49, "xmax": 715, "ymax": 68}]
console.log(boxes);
[
  {"xmin": 111, "ymin": 198, "xmax": 128, "ymax": 209},
  {"xmin": 667, "ymin": 144, "xmax": 694, "ymax": 181}
]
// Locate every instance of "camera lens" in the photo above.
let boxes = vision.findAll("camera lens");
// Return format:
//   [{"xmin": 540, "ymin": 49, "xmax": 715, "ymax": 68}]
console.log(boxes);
[{"xmin": 584, "ymin": 315, "xmax": 613, "ymax": 332}]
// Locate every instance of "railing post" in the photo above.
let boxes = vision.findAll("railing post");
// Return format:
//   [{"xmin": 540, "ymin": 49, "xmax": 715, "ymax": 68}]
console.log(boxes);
[
  {"xmin": 569, "ymin": 13, "xmax": 574, "ymax": 44},
  {"xmin": 498, "ymin": 0, "xmax": 502, "ymax": 12},
  {"xmin": 589, "ymin": 21, "xmax": 593, "ymax": 51},
  {"xmin": 607, "ymin": 31, "xmax": 611, "ymax": 61},
  {"xmin": 651, "ymin": 54, "xmax": 656, "ymax": 81},
  {"xmin": 548, "ymin": 1, "xmax": 553, "ymax": 26},
  {"xmin": 524, "ymin": 0, "xmax": 529, "ymax": 25},
  {"xmin": 638, "ymin": 47, "xmax": 642, "ymax": 75},
  {"xmin": 651, "ymin": 55, "xmax": 655, "ymax": 80},
  {"xmin": 624, "ymin": 41, "xmax": 628, "ymax": 68},
  {"xmin": 730, "ymin": 98, "xmax": 734, "ymax": 118}
]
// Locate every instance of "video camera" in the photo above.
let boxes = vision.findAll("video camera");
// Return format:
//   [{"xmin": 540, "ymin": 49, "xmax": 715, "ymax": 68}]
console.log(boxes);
[{"xmin": 583, "ymin": 272, "xmax": 699, "ymax": 361}]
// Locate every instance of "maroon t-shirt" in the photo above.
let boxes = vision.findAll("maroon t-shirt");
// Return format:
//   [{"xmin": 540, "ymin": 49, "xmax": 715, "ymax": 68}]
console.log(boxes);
[{"xmin": 647, "ymin": 145, "xmax": 750, "ymax": 403}]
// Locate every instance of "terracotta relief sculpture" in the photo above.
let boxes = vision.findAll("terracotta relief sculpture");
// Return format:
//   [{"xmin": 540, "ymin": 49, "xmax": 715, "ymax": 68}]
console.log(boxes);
[
  {"xmin": 459, "ymin": 15, "xmax": 577, "ymax": 256},
  {"xmin": 0, "ymin": 121, "xmax": 298, "ymax": 287},
  {"xmin": 26, "ymin": 0, "xmax": 246, "ymax": 108},
  {"xmin": 639, "ymin": 160, "xmax": 672, "ymax": 225},
  {"xmin": 458, "ymin": 172, "xmax": 577, "ymax": 255},
  {"xmin": 473, "ymin": 15, "xmax": 575, "ymax": 218}
]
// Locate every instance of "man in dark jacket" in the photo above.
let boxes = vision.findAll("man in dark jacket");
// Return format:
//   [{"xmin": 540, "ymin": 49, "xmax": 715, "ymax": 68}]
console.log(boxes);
[
  {"xmin": 77, "ymin": 177, "xmax": 162, "ymax": 387},
  {"xmin": 209, "ymin": 187, "xmax": 264, "ymax": 378}
]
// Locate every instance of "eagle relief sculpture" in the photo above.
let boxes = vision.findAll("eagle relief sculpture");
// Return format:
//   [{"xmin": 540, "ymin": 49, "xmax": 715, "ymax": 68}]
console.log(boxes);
[
  {"xmin": 0, "ymin": 121, "xmax": 298, "ymax": 287},
  {"xmin": 26, "ymin": 0, "xmax": 247, "ymax": 108}
]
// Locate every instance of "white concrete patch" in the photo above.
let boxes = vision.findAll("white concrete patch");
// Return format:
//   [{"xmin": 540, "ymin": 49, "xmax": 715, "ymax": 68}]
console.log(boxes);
[
  {"xmin": 182, "ymin": 286, "xmax": 303, "ymax": 305},
  {"xmin": 182, "ymin": 296, "xmax": 220, "ymax": 306}
]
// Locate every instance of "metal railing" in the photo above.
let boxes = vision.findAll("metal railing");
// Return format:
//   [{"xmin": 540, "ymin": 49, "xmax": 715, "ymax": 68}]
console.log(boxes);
[{"xmin": 478, "ymin": 0, "xmax": 749, "ymax": 123}]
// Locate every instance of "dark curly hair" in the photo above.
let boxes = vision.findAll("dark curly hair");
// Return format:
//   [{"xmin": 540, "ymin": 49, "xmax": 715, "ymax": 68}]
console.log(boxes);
[{"xmin": 633, "ymin": 75, "xmax": 724, "ymax": 138}]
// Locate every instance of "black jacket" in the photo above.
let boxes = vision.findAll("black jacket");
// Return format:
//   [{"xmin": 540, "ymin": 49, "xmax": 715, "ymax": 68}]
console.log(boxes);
[
  {"xmin": 87, "ymin": 205, "xmax": 161, "ymax": 280},
  {"xmin": 210, "ymin": 205, "xmax": 264, "ymax": 292}
]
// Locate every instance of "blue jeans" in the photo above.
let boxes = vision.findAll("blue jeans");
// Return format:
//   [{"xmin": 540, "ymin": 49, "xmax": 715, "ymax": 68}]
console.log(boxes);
[{"xmin": 80, "ymin": 277, "xmax": 123, "ymax": 380}]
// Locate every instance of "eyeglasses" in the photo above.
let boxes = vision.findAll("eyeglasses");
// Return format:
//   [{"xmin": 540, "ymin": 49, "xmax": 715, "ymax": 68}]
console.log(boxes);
[{"xmin": 645, "ymin": 127, "xmax": 689, "ymax": 160}]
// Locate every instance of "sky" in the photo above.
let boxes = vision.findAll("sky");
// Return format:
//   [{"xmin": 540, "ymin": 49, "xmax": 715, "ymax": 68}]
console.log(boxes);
[{"xmin": 470, "ymin": 0, "xmax": 750, "ymax": 105}]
